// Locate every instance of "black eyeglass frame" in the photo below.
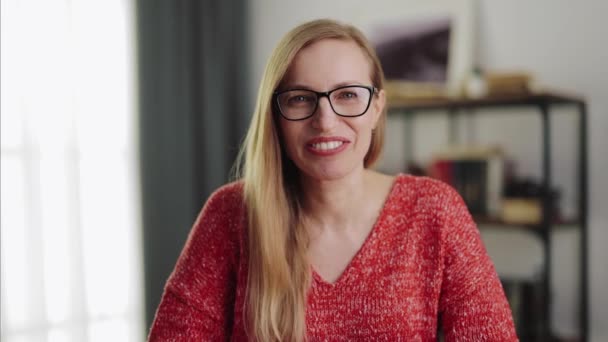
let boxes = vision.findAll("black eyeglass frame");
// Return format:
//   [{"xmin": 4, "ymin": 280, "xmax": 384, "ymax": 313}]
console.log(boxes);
[{"xmin": 273, "ymin": 85, "xmax": 378, "ymax": 121}]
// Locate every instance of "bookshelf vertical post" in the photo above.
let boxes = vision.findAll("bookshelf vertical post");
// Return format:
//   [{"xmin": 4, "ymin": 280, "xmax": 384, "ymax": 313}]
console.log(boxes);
[
  {"xmin": 540, "ymin": 102, "xmax": 553, "ymax": 339},
  {"xmin": 578, "ymin": 101, "xmax": 589, "ymax": 342}
]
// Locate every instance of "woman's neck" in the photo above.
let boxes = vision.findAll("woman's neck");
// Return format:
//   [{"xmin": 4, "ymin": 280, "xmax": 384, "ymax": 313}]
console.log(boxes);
[{"xmin": 299, "ymin": 169, "xmax": 376, "ymax": 232}]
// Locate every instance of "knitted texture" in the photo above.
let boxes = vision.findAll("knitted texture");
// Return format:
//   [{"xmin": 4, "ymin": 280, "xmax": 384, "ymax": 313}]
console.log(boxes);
[{"xmin": 148, "ymin": 174, "xmax": 518, "ymax": 341}]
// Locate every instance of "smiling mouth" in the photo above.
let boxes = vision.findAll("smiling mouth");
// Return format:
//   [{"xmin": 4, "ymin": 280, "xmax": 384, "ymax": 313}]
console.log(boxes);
[{"xmin": 309, "ymin": 141, "xmax": 344, "ymax": 151}]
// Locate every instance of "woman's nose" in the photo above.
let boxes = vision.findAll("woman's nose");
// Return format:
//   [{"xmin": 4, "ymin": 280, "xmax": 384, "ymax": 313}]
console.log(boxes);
[{"xmin": 311, "ymin": 97, "xmax": 338, "ymax": 131}]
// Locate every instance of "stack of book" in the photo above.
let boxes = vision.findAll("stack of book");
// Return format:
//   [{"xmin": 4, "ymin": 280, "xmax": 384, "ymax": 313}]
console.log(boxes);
[
  {"xmin": 485, "ymin": 71, "xmax": 534, "ymax": 96},
  {"xmin": 428, "ymin": 146, "xmax": 505, "ymax": 218}
]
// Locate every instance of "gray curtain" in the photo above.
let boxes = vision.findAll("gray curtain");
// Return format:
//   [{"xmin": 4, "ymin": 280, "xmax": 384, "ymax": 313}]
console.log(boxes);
[{"xmin": 136, "ymin": 0, "xmax": 249, "ymax": 330}]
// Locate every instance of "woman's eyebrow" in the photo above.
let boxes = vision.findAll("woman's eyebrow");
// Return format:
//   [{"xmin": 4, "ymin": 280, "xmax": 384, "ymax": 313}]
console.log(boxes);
[
  {"xmin": 283, "ymin": 81, "xmax": 366, "ymax": 91},
  {"xmin": 282, "ymin": 83, "xmax": 312, "ymax": 90},
  {"xmin": 332, "ymin": 81, "xmax": 365, "ymax": 88}
]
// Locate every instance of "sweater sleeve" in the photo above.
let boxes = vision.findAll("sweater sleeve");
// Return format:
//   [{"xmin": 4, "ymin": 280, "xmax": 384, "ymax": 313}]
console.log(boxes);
[
  {"xmin": 437, "ymin": 184, "xmax": 518, "ymax": 341},
  {"xmin": 148, "ymin": 184, "xmax": 242, "ymax": 341}
]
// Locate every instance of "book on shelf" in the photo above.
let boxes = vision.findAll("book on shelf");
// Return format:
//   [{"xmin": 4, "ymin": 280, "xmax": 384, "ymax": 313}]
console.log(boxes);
[{"xmin": 428, "ymin": 145, "xmax": 505, "ymax": 218}]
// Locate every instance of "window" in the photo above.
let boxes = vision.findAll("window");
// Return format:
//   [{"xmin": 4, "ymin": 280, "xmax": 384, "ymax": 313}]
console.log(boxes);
[{"xmin": 1, "ymin": 1, "xmax": 143, "ymax": 341}]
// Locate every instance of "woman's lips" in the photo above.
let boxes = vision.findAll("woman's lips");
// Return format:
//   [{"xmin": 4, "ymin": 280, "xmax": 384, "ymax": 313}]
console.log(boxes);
[{"xmin": 305, "ymin": 137, "xmax": 350, "ymax": 156}]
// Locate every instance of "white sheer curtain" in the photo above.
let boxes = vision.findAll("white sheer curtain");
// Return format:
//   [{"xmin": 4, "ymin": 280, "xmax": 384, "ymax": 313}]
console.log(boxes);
[{"xmin": 1, "ymin": 0, "xmax": 144, "ymax": 341}]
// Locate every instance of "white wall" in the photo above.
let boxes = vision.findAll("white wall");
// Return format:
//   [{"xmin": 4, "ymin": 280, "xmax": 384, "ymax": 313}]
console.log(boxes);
[{"xmin": 248, "ymin": 1, "xmax": 608, "ymax": 340}]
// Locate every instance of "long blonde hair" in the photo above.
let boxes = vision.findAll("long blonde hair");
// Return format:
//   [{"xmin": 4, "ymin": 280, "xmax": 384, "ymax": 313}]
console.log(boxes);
[{"xmin": 235, "ymin": 19, "xmax": 386, "ymax": 341}]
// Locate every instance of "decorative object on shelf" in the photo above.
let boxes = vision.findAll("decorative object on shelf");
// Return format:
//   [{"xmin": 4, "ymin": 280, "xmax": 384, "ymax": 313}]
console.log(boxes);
[
  {"xmin": 502, "ymin": 177, "xmax": 562, "ymax": 225},
  {"xmin": 501, "ymin": 198, "xmax": 542, "ymax": 225},
  {"xmin": 485, "ymin": 71, "xmax": 535, "ymax": 96},
  {"xmin": 464, "ymin": 66, "xmax": 488, "ymax": 99},
  {"xmin": 384, "ymin": 81, "xmax": 447, "ymax": 102}
]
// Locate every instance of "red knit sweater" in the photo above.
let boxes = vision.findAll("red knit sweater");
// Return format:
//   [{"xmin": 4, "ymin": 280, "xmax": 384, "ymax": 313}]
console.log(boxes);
[{"xmin": 148, "ymin": 174, "xmax": 518, "ymax": 341}]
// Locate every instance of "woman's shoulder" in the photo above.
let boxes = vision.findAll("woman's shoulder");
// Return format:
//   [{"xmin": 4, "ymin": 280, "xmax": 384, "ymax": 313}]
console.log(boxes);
[
  {"xmin": 207, "ymin": 180, "xmax": 244, "ymax": 202},
  {"xmin": 200, "ymin": 180, "xmax": 246, "ymax": 220},
  {"xmin": 392, "ymin": 173, "xmax": 457, "ymax": 199},
  {"xmin": 391, "ymin": 174, "xmax": 471, "ymax": 227},
  {"xmin": 386, "ymin": 173, "xmax": 464, "ymax": 219}
]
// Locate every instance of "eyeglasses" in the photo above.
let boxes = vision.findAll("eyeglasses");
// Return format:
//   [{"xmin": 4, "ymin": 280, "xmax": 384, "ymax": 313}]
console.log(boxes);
[{"xmin": 274, "ymin": 85, "xmax": 377, "ymax": 121}]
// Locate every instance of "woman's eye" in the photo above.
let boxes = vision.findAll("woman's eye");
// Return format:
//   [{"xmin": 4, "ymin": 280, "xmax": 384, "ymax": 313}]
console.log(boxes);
[
  {"xmin": 289, "ymin": 95, "xmax": 313, "ymax": 103},
  {"xmin": 338, "ymin": 91, "xmax": 357, "ymax": 99}
]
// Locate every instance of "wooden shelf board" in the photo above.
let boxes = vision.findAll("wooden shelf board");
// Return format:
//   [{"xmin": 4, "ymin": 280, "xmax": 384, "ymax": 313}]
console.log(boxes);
[{"xmin": 388, "ymin": 91, "xmax": 585, "ymax": 112}]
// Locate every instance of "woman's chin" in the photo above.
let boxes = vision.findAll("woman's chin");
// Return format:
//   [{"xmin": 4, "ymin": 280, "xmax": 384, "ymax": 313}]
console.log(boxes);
[{"xmin": 299, "ymin": 165, "xmax": 361, "ymax": 183}]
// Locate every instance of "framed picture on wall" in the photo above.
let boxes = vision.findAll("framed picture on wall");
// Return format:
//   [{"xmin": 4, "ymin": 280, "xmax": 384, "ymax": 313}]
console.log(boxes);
[{"xmin": 353, "ymin": 0, "xmax": 476, "ymax": 100}]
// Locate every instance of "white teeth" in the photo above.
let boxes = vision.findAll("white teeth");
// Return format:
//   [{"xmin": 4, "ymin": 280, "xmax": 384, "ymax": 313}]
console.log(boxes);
[{"xmin": 311, "ymin": 141, "xmax": 344, "ymax": 151}]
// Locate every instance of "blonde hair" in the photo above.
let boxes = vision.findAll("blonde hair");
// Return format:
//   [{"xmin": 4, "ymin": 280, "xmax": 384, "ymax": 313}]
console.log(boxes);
[{"xmin": 235, "ymin": 18, "xmax": 386, "ymax": 341}]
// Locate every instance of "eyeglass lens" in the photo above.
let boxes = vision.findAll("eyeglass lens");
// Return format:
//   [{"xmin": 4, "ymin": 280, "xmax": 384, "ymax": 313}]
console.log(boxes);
[{"xmin": 277, "ymin": 86, "xmax": 371, "ymax": 120}]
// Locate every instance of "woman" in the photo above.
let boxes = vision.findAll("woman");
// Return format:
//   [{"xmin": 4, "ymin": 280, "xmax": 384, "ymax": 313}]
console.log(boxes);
[{"xmin": 148, "ymin": 19, "xmax": 517, "ymax": 341}]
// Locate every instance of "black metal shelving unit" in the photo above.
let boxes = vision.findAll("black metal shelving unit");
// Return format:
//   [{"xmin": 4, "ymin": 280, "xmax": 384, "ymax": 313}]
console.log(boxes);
[{"xmin": 388, "ymin": 92, "xmax": 588, "ymax": 341}]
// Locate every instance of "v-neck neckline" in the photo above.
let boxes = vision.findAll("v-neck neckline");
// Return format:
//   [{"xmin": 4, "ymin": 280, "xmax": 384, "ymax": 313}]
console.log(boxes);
[{"xmin": 311, "ymin": 174, "xmax": 402, "ymax": 287}]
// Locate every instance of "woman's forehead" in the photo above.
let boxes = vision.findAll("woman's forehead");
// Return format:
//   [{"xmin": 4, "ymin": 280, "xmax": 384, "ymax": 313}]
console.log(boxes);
[{"xmin": 282, "ymin": 39, "xmax": 372, "ymax": 90}]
